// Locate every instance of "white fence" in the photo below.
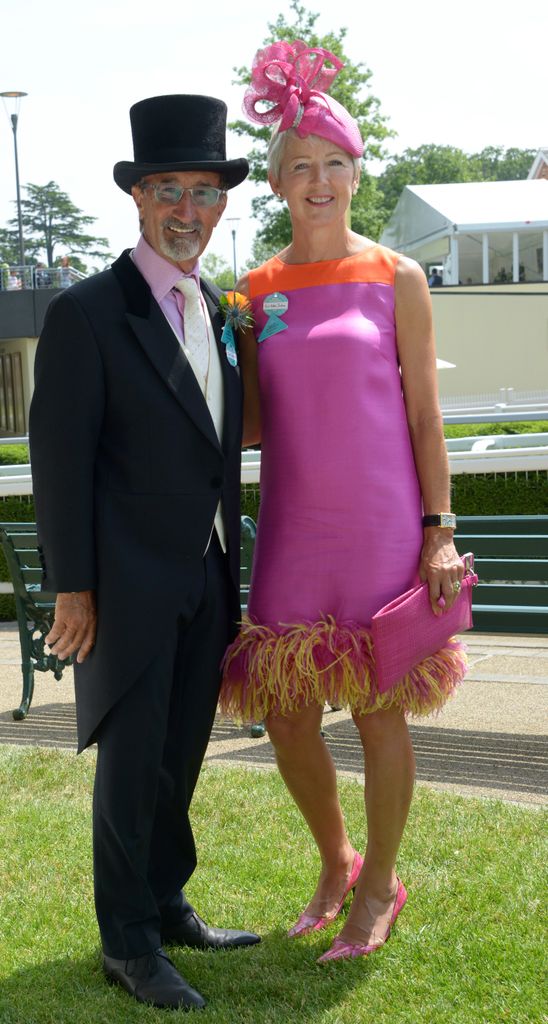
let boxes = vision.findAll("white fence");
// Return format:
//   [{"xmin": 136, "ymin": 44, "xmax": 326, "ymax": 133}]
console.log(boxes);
[
  {"xmin": 440, "ymin": 388, "xmax": 548, "ymax": 424},
  {"xmin": 0, "ymin": 264, "xmax": 86, "ymax": 291}
]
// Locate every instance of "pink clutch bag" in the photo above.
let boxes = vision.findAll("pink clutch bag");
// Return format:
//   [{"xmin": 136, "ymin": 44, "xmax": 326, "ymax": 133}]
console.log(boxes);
[{"xmin": 371, "ymin": 554, "xmax": 478, "ymax": 693}]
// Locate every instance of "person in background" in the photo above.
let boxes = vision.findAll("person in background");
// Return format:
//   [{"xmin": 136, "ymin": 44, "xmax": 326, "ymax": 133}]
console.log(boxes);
[
  {"xmin": 6, "ymin": 270, "xmax": 21, "ymax": 290},
  {"xmin": 35, "ymin": 262, "xmax": 51, "ymax": 288},
  {"xmin": 58, "ymin": 255, "xmax": 72, "ymax": 288},
  {"xmin": 428, "ymin": 267, "xmax": 443, "ymax": 287}
]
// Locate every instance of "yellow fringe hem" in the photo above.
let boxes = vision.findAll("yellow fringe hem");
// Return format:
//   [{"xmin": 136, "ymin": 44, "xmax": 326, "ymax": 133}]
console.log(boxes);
[{"xmin": 220, "ymin": 614, "xmax": 468, "ymax": 725}]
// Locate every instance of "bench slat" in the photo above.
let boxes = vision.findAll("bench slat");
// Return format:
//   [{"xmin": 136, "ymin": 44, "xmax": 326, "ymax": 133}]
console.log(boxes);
[
  {"xmin": 472, "ymin": 606, "xmax": 548, "ymax": 634},
  {"xmin": 456, "ymin": 535, "xmax": 548, "ymax": 558},
  {"xmin": 458, "ymin": 516, "xmax": 548, "ymax": 535},
  {"xmin": 473, "ymin": 558, "xmax": 548, "ymax": 582},
  {"xmin": 13, "ymin": 549, "xmax": 42, "ymax": 568},
  {"xmin": 6, "ymin": 534, "xmax": 39, "ymax": 548},
  {"xmin": 474, "ymin": 583, "xmax": 548, "ymax": 607},
  {"xmin": 21, "ymin": 568, "xmax": 43, "ymax": 585}
]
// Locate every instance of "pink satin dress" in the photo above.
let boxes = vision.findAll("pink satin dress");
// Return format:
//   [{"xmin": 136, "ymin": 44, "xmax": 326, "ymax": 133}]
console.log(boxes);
[{"xmin": 220, "ymin": 245, "xmax": 466, "ymax": 722}]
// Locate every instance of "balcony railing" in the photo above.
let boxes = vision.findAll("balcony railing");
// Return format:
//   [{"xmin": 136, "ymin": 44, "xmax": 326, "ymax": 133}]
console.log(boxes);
[{"xmin": 0, "ymin": 264, "xmax": 86, "ymax": 291}]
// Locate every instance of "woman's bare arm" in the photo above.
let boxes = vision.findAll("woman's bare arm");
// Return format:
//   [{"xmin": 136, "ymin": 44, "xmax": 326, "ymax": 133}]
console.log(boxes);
[{"xmin": 395, "ymin": 256, "xmax": 464, "ymax": 613}]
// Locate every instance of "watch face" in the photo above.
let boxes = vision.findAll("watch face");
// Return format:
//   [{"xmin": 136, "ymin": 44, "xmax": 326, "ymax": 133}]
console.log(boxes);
[{"xmin": 440, "ymin": 513, "xmax": 456, "ymax": 528}]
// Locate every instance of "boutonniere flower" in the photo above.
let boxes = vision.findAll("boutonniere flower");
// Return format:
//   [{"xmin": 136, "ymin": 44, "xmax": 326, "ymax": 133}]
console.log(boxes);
[{"xmin": 219, "ymin": 291, "xmax": 254, "ymax": 367}]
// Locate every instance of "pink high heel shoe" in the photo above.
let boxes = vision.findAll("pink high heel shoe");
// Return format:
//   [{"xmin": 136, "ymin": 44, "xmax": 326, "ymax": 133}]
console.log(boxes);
[
  {"xmin": 317, "ymin": 878, "xmax": 407, "ymax": 962},
  {"xmin": 288, "ymin": 851, "xmax": 364, "ymax": 938}
]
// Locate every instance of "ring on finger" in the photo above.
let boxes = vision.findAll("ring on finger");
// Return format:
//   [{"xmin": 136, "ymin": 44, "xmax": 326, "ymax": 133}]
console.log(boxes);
[{"xmin": 452, "ymin": 580, "xmax": 462, "ymax": 593}]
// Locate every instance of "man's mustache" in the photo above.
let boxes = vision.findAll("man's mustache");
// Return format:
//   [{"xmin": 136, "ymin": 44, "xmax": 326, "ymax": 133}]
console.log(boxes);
[{"xmin": 163, "ymin": 218, "xmax": 203, "ymax": 235}]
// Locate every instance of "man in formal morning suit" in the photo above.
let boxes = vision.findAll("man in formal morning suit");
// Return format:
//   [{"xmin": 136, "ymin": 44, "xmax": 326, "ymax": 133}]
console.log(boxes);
[{"xmin": 29, "ymin": 95, "xmax": 259, "ymax": 1012}]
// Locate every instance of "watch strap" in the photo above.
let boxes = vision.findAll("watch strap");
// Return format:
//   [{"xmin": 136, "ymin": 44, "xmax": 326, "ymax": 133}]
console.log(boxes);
[{"xmin": 422, "ymin": 513, "xmax": 457, "ymax": 529}]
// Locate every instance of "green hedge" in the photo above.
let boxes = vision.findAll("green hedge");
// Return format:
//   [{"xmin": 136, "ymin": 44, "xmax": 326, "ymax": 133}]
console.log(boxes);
[
  {"xmin": 0, "ymin": 444, "xmax": 30, "ymax": 465},
  {"xmin": 242, "ymin": 473, "xmax": 548, "ymax": 523},
  {"xmin": 444, "ymin": 420, "xmax": 548, "ymax": 438},
  {"xmin": 452, "ymin": 472, "xmax": 548, "ymax": 515},
  {"xmin": 241, "ymin": 483, "xmax": 260, "ymax": 522},
  {"xmin": 0, "ymin": 496, "xmax": 36, "ymax": 620}
]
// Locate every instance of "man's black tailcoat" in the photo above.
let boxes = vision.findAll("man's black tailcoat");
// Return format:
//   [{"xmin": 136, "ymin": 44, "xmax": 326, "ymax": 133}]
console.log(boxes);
[{"xmin": 30, "ymin": 250, "xmax": 243, "ymax": 752}]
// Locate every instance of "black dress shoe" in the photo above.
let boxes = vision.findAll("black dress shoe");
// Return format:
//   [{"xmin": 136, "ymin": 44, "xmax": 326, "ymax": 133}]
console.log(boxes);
[
  {"xmin": 103, "ymin": 947, "xmax": 206, "ymax": 1010},
  {"xmin": 162, "ymin": 909, "xmax": 261, "ymax": 951}
]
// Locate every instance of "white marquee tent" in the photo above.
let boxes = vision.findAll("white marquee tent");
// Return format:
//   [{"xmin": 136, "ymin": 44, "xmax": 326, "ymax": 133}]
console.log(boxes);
[{"xmin": 380, "ymin": 179, "xmax": 548, "ymax": 285}]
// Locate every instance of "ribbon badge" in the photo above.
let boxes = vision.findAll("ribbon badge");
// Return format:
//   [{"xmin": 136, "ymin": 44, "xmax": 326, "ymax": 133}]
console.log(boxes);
[{"xmin": 258, "ymin": 292, "xmax": 289, "ymax": 343}]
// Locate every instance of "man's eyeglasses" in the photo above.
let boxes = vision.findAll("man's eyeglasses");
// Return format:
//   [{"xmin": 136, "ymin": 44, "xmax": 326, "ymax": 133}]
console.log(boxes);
[{"xmin": 140, "ymin": 183, "xmax": 226, "ymax": 208}]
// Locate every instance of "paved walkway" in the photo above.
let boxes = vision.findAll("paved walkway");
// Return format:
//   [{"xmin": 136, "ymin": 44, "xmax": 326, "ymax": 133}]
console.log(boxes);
[{"xmin": 0, "ymin": 624, "xmax": 546, "ymax": 807}]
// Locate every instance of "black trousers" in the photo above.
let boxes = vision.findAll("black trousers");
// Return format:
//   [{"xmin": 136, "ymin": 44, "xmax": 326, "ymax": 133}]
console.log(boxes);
[{"xmin": 92, "ymin": 536, "xmax": 231, "ymax": 958}]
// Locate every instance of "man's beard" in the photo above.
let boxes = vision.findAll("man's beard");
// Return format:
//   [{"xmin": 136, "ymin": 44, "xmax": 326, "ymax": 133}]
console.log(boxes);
[{"xmin": 159, "ymin": 218, "xmax": 204, "ymax": 262}]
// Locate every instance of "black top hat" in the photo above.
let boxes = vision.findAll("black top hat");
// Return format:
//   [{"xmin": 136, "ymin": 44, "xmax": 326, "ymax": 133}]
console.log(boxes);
[{"xmin": 113, "ymin": 94, "xmax": 249, "ymax": 194}]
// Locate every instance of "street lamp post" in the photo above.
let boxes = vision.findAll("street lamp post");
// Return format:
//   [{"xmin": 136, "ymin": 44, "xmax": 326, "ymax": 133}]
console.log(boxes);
[
  {"xmin": 226, "ymin": 217, "xmax": 240, "ymax": 286},
  {"xmin": 1, "ymin": 91, "xmax": 27, "ymax": 268}
]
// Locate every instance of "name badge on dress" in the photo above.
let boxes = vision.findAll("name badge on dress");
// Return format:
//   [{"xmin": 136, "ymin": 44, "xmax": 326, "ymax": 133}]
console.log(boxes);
[{"xmin": 258, "ymin": 292, "xmax": 289, "ymax": 343}]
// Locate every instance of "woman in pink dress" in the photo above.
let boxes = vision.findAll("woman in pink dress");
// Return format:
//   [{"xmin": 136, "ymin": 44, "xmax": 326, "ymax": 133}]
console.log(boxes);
[{"xmin": 221, "ymin": 41, "xmax": 466, "ymax": 962}]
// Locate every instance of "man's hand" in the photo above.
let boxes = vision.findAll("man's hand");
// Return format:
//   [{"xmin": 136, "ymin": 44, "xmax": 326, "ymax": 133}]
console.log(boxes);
[{"xmin": 46, "ymin": 591, "xmax": 97, "ymax": 663}]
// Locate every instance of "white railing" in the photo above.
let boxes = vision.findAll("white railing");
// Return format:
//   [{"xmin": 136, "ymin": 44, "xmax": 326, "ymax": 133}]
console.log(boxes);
[
  {"xmin": 0, "ymin": 466, "xmax": 33, "ymax": 495},
  {"xmin": 447, "ymin": 445, "xmax": 548, "ymax": 476},
  {"xmin": 440, "ymin": 387, "xmax": 548, "ymax": 424},
  {"xmin": 445, "ymin": 433, "xmax": 548, "ymax": 452},
  {"xmin": 440, "ymin": 387, "xmax": 548, "ymax": 409},
  {"xmin": 0, "ymin": 264, "xmax": 86, "ymax": 291}
]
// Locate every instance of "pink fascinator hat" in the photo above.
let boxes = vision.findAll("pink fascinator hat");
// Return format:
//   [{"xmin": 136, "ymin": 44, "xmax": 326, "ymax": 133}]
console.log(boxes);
[{"xmin": 243, "ymin": 39, "xmax": 364, "ymax": 158}]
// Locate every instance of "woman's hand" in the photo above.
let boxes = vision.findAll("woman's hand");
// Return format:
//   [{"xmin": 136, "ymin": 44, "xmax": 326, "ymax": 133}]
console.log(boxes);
[{"xmin": 419, "ymin": 530, "xmax": 464, "ymax": 615}]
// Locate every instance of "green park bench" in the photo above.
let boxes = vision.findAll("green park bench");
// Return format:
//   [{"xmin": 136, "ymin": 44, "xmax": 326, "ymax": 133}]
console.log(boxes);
[
  {"xmin": 455, "ymin": 515, "xmax": 548, "ymax": 633},
  {"xmin": 0, "ymin": 522, "xmax": 72, "ymax": 721},
  {"xmin": 239, "ymin": 514, "xmax": 256, "ymax": 615},
  {"xmin": 0, "ymin": 516, "xmax": 259, "ymax": 723}
]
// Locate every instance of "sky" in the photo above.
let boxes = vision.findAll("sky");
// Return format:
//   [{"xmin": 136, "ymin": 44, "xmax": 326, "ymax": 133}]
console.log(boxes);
[{"xmin": 1, "ymin": 0, "xmax": 546, "ymax": 273}]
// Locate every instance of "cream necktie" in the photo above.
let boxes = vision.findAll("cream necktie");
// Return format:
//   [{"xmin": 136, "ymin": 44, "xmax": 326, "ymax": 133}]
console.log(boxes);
[{"xmin": 174, "ymin": 277, "xmax": 210, "ymax": 381}]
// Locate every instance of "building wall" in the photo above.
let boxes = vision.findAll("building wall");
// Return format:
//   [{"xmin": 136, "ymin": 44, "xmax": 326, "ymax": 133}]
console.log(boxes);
[
  {"xmin": 432, "ymin": 284, "xmax": 548, "ymax": 399},
  {"xmin": 0, "ymin": 337, "xmax": 37, "ymax": 435}
]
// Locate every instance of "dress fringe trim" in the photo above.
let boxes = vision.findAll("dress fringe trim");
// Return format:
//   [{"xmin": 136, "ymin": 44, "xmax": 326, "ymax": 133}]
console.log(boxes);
[{"xmin": 220, "ymin": 614, "xmax": 467, "ymax": 723}]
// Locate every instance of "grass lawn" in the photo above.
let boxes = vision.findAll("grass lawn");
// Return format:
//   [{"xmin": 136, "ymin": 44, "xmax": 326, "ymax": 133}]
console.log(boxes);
[{"xmin": 0, "ymin": 746, "xmax": 545, "ymax": 1024}]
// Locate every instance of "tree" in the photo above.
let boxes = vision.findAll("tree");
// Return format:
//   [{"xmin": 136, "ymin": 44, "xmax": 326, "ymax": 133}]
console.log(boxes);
[
  {"xmin": 377, "ymin": 144, "xmax": 536, "ymax": 224},
  {"xmin": 230, "ymin": 1, "xmax": 392, "ymax": 261},
  {"xmin": 468, "ymin": 146, "xmax": 536, "ymax": 182},
  {"xmin": 201, "ymin": 252, "xmax": 235, "ymax": 289},
  {"xmin": 2, "ymin": 181, "xmax": 111, "ymax": 270},
  {"xmin": 377, "ymin": 145, "xmax": 475, "ymax": 221},
  {"xmin": 0, "ymin": 227, "xmax": 20, "ymax": 266}
]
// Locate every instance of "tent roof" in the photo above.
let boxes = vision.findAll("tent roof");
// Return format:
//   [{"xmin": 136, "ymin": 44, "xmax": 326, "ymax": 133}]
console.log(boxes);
[{"xmin": 381, "ymin": 179, "xmax": 548, "ymax": 251}]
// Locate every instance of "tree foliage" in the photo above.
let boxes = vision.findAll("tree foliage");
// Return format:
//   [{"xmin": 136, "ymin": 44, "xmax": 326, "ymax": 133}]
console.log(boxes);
[
  {"xmin": 201, "ymin": 252, "xmax": 235, "ymax": 289},
  {"xmin": 378, "ymin": 144, "xmax": 537, "ymax": 222},
  {"xmin": 231, "ymin": 1, "xmax": 392, "ymax": 262},
  {"xmin": 1, "ymin": 181, "xmax": 111, "ymax": 270},
  {"xmin": 469, "ymin": 146, "xmax": 536, "ymax": 182},
  {"xmin": 0, "ymin": 228, "xmax": 20, "ymax": 266}
]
